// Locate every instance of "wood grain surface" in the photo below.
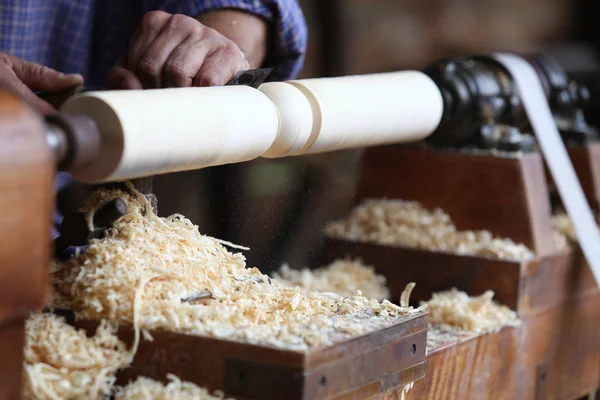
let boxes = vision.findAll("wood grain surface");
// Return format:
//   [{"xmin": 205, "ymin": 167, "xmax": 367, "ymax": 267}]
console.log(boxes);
[{"xmin": 0, "ymin": 92, "xmax": 53, "ymax": 399}]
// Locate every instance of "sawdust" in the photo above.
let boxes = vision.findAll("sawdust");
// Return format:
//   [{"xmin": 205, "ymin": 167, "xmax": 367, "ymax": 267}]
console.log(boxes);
[
  {"xmin": 422, "ymin": 289, "xmax": 520, "ymax": 334},
  {"xmin": 325, "ymin": 199, "xmax": 535, "ymax": 261},
  {"xmin": 271, "ymin": 259, "xmax": 390, "ymax": 301},
  {"xmin": 400, "ymin": 283, "xmax": 415, "ymax": 308},
  {"xmin": 422, "ymin": 289, "xmax": 520, "ymax": 354},
  {"xmin": 115, "ymin": 375, "xmax": 230, "ymax": 400},
  {"xmin": 50, "ymin": 186, "xmax": 419, "ymax": 352},
  {"xmin": 23, "ymin": 313, "xmax": 129, "ymax": 400}
]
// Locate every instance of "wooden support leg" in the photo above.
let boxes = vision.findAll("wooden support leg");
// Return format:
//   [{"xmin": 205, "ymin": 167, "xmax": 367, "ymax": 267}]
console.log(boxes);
[
  {"xmin": 0, "ymin": 319, "xmax": 27, "ymax": 400},
  {"xmin": 0, "ymin": 92, "xmax": 53, "ymax": 399}
]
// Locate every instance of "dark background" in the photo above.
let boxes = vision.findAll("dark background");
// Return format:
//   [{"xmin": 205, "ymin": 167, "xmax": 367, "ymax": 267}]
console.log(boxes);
[{"xmin": 153, "ymin": 0, "xmax": 600, "ymax": 273}]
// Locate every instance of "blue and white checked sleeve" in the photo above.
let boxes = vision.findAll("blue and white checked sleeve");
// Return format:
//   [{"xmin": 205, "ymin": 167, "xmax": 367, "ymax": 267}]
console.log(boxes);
[{"xmin": 156, "ymin": 0, "xmax": 308, "ymax": 81}]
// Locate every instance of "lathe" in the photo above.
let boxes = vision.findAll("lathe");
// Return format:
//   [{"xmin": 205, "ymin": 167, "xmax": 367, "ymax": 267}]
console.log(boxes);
[{"xmin": 1, "ymin": 52, "xmax": 599, "ymax": 399}]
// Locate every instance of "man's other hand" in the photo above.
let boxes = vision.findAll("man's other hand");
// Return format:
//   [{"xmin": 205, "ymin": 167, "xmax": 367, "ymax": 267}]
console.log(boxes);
[
  {"xmin": 0, "ymin": 53, "xmax": 83, "ymax": 114},
  {"xmin": 108, "ymin": 11, "xmax": 250, "ymax": 90}
]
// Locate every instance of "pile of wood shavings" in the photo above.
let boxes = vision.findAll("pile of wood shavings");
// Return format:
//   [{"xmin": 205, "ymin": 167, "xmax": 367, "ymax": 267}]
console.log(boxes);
[
  {"xmin": 23, "ymin": 313, "xmax": 129, "ymax": 400},
  {"xmin": 115, "ymin": 375, "xmax": 231, "ymax": 400},
  {"xmin": 51, "ymin": 187, "xmax": 418, "ymax": 352},
  {"xmin": 325, "ymin": 199, "xmax": 535, "ymax": 261},
  {"xmin": 421, "ymin": 289, "xmax": 520, "ymax": 334},
  {"xmin": 271, "ymin": 259, "xmax": 390, "ymax": 301}
]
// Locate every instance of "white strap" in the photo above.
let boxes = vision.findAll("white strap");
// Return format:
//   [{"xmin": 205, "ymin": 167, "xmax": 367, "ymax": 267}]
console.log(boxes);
[{"xmin": 493, "ymin": 53, "xmax": 600, "ymax": 287}]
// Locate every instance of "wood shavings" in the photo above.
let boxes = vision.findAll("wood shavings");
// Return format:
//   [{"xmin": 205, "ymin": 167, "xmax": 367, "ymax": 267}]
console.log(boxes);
[
  {"xmin": 271, "ymin": 259, "xmax": 390, "ymax": 301},
  {"xmin": 400, "ymin": 283, "xmax": 415, "ymax": 308},
  {"xmin": 211, "ymin": 238, "xmax": 250, "ymax": 251},
  {"xmin": 51, "ymin": 187, "xmax": 418, "ymax": 352},
  {"xmin": 421, "ymin": 289, "xmax": 520, "ymax": 334},
  {"xmin": 23, "ymin": 312, "xmax": 129, "ymax": 400},
  {"xmin": 115, "ymin": 375, "xmax": 232, "ymax": 400},
  {"xmin": 325, "ymin": 199, "xmax": 535, "ymax": 261}
]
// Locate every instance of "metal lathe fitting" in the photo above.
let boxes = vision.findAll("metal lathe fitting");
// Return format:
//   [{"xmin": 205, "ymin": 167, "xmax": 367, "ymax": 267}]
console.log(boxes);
[{"xmin": 45, "ymin": 113, "xmax": 101, "ymax": 173}]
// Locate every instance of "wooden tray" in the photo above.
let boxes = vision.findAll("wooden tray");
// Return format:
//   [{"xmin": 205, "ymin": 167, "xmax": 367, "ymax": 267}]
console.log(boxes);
[
  {"xmin": 324, "ymin": 239, "xmax": 598, "ymax": 317},
  {"xmin": 74, "ymin": 311, "xmax": 428, "ymax": 400},
  {"xmin": 356, "ymin": 146, "xmax": 556, "ymax": 256},
  {"xmin": 324, "ymin": 238, "xmax": 600, "ymax": 398},
  {"xmin": 372, "ymin": 292, "xmax": 600, "ymax": 400}
]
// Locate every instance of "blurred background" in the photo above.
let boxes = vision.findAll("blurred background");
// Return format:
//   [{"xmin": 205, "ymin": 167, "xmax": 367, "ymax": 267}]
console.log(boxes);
[{"xmin": 154, "ymin": 0, "xmax": 600, "ymax": 273}]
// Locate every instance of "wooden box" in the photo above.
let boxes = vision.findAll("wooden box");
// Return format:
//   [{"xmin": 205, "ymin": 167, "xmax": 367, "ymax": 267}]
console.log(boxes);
[
  {"xmin": 356, "ymin": 146, "xmax": 556, "ymax": 257},
  {"xmin": 75, "ymin": 311, "xmax": 428, "ymax": 400},
  {"xmin": 323, "ymin": 240, "xmax": 600, "ymax": 399},
  {"xmin": 376, "ymin": 291, "xmax": 600, "ymax": 399},
  {"xmin": 324, "ymin": 240, "xmax": 597, "ymax": 316}
]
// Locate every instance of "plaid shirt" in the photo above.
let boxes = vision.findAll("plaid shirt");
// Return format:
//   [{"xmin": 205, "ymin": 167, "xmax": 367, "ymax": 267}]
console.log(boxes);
[{"xmin": 0, "ymin": 0, "xmax": 307, "ymax": 88}]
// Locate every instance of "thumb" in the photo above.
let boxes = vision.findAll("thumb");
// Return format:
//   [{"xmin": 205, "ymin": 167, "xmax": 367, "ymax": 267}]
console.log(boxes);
[{"xmin": 11, "ymin": 58, "xmax": 83, "ymax": 91}]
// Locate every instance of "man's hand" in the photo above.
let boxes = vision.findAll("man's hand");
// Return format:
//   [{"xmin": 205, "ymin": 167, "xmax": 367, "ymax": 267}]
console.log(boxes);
[
  {"xmin": 0, "ymin": 53, "xmax": 83, "ymax": 114},
  {"xmin": 108, "ymin": 11, "xmax": 253, "ymax": 90}
]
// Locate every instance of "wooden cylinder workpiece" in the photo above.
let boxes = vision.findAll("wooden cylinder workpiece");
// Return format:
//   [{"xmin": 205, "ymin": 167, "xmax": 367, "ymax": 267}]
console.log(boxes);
[
  {"xmin": 284, "ymin": 71, "xmax": 444, "ymax": 155},
  {"xmin": 61, "ymin": 86, "xmax": 281, "ymax": 183},
  {"xmin": 259, "ymin": 81, "xmax": 314, "ymax": 158},
  {"xmin": 261, "ymin": 71, "xmax": 444, "ymax": 158},
  {"xmin": 60, "ymin": 71, "xmax": 444, "ymax": 183}
]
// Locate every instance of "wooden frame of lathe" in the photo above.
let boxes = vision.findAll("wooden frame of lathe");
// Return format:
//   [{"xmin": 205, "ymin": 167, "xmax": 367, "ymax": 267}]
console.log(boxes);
[{"xmin": 0, "ymin": 92, "xmax": 53, "ymax": 399}]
